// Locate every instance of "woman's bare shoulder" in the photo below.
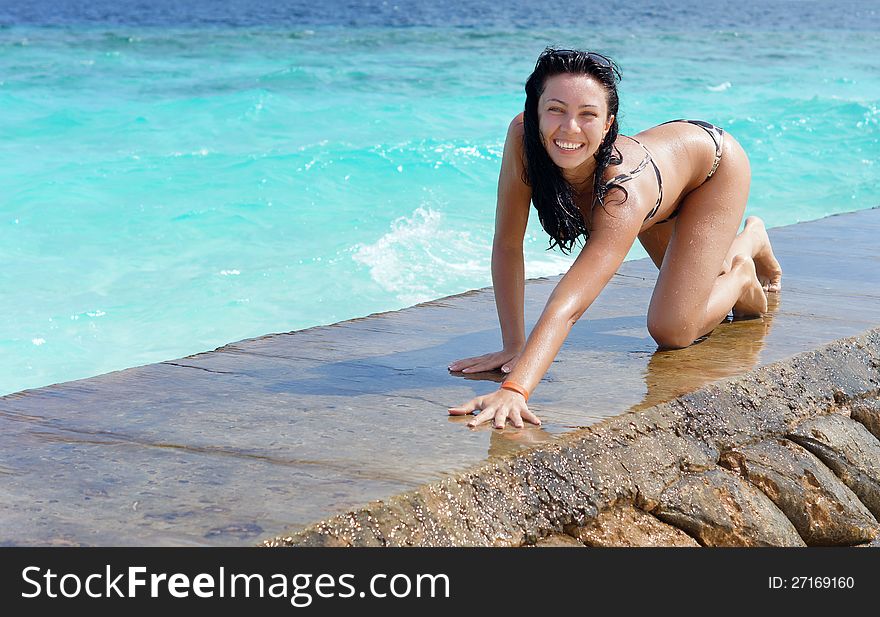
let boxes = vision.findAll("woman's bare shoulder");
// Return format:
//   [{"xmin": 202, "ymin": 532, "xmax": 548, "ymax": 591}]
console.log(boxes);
[
  {"xmin": 509, "ymin": 112, "xmax": 525, "ymax": 130},
  {"xmin": 502, "ymin": 113, "xmax": 528, "ymax": 178},
  {"xmin": 498, "ymin": 113, "xmax": 531, "ymax": 204},
  {"xmin": 601, "ymin": 135, "xmax": 648, "ymax": 183},
  {"xmin": 507, "ymin": 112, "xmax": 525, "ymax": 145}
]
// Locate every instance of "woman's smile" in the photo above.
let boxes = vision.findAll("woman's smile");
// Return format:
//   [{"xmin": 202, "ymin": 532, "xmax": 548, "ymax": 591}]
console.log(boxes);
[{"xmin": 553, "ymin": 139, "xmax": 585, "ymax": 152}]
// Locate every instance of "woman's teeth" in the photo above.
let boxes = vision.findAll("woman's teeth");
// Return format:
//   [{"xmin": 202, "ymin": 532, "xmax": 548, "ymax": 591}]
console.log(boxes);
[{"xmin": 554, "ymin": 140, "xmax": 584, "ymax": 151}]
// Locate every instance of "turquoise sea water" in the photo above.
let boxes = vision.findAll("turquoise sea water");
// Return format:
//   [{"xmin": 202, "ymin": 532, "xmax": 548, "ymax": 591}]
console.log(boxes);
[{"xmin": 1, "ymin": 3, "xmax": 879, "ymax": 395}]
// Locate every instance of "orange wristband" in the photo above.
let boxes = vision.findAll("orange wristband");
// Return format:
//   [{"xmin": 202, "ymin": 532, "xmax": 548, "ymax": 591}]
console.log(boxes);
[{"xmin": 500, "ymin": 380, "xmax": 529, "ymax": 402}]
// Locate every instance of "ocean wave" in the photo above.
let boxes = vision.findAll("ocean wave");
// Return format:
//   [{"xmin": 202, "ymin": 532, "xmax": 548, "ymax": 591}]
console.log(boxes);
[
  {"xmin": 707, "ymin": 81, "xmax": 731, "ymax": 92},
  {"xmin": 352, "ymin": 206, "xmax": 488, "ymax": 305}
]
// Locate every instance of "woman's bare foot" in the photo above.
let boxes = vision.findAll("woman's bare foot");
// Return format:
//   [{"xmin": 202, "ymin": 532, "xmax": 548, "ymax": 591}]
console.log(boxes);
[
  {"xmin": 744, "ymin": 216, "xmax": 782, "ymax": 292},
  {"xmin": 732, "ymin": 255, "xmax": 768, "ymax": 317}
]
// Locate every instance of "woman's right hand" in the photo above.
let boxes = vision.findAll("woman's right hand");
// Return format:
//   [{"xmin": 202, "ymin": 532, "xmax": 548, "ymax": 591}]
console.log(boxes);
[{"xmin": 448, "ymin": 348, "xmax": 522, "ymax": 374}]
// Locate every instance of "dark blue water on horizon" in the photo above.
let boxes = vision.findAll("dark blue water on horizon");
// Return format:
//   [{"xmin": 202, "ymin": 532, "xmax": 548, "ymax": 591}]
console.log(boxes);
[{"xmin": 2, "ymin": 0, "xmax": 878, "ymax": 30}]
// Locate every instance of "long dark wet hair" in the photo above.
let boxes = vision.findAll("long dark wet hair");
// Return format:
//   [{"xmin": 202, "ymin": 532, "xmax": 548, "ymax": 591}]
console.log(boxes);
[{"xmin": 523, "ymin": 48, "xmax": 623, "ymax": 254}]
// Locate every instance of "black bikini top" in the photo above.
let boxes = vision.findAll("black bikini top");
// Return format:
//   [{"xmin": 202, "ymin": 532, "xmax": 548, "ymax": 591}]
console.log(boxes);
[{"xmin": 602, "ymin": 135, "xmax": 664, "ymax": 222}]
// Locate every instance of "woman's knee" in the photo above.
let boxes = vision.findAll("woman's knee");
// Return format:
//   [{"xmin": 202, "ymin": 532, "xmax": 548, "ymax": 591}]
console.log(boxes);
[{"xmin": 647, "ymin": 317, "xmax": 697, "ymax": 350}]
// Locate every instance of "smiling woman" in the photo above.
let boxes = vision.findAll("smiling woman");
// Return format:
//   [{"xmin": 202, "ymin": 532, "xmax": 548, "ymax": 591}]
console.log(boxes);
[{"xmin": 448, "ymin": 47, "xmax": 783, "ymax": 429}]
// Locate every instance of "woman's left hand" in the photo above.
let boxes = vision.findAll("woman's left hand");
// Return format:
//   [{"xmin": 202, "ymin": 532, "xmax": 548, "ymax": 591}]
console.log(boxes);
[{"xmin": 448, "ymin": 388, "xmax": 542, "ymax": 429}]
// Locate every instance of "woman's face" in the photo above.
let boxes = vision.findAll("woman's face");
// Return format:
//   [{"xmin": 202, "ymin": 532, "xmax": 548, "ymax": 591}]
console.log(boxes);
[{"xmin": 538, "ymin": 73, "xmax": 614, "ymax": 177}]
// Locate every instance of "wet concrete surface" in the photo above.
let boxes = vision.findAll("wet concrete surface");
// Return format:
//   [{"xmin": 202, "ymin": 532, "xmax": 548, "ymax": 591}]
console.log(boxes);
[
  {"xmin": 1, "ymin": 207, "xmax": 878, "ymax": 545},
  {"xmin": 268, "ymin": 330, "xmax": 880, "ymax": 547}
]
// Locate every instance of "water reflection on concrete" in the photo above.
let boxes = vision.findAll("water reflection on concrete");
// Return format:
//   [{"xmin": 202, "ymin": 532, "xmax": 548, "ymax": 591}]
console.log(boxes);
[
  {"xmin": 632, "ymin": 294, "xmax": 779, "ymax": 413},
  {"xmin": 462, "ymin": 295, "xmax": 779, "ymax": 459},
  {"xmin": 0, "ymin": 208, "xmax": 877, "ymax": 545}
]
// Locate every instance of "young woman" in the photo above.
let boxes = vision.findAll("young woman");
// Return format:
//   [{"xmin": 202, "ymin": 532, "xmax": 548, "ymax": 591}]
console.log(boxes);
[{"xmin": 448, "ymin": 48, "xmax": 782, "ymax": 429}]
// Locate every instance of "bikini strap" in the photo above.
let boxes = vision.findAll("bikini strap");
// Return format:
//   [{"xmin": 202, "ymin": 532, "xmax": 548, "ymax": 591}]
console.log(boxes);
[
  {"xmin": 602, "ymin": 135, "xmax": 650, "ymax": 189},
  {"xmin": 601, "ymin": 135, "xmax": 664, "ymax": 221},
  {"xmin": 643, "ymin": 157, "xmax": 664, "ymax": 221}
]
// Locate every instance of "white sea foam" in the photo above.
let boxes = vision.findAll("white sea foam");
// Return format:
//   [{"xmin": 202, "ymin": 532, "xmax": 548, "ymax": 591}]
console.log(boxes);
[
  {"xmin": 708, "ymin": 81, "xmax": 732, "ymax": 92},
  {"xmin": 352, "ymin": 206, "xmax": 487, "ymax": 305},
  {"xmin": 171, "ymin": 148, "xmax": 210, "ymax": 157},
  {"xmin": 352, "ymin": 207, "xmax": 576, "ymax": 304}
]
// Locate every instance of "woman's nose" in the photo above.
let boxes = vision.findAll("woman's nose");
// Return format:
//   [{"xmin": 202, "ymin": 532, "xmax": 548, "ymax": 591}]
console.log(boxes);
[{"xmin": 565, "ymin": 116, "xmax": 580, "ymax": 131}]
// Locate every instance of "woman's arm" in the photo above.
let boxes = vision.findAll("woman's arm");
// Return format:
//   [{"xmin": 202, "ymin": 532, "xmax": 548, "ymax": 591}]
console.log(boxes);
[
  {"xmin": 450, "ymin": 189, "xmax": 645, "ymax": 428},
  {"xmin": 449, "ymin": 116, "xmax": 531, "ymax": 373},
  {"xmin": 508, "ymin": 197, "xmax": 643, "ymax": 392},
  {"xmin": 492, "ymin": 116, "xmax": 531, "ymax": 352}
]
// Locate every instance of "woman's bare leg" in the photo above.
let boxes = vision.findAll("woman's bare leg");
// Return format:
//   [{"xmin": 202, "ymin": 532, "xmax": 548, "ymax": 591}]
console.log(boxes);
[
  {"xmin": 646, "ymin": 135, "xmax": 765, "ymax": 349},
  {"xmin": 637, "ymin": 219, "xmax": 674, "ymax": 269},
  {"xmin": 641, "ymin": 216, "xmax": 782, "ymax": 293}
]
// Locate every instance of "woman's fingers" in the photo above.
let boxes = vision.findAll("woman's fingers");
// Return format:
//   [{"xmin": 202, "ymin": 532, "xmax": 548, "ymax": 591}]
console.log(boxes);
[
  {"xmin": 520, "ymin": 407, "xmax": 542, "ymax": 426},
  {"xmin": 467, "ymin": 407, "xmax": 497, "ymax": 428},
  {"xmin": 501, "ymin": 357, "xmax": 520, "ymax": 374},
  {"xmin": 469, "ymin": 407, "xmax": 514, "ymax": 429},
  {"xmin": 447, "ymin": 397, "xmax": 481, "ymax": 416},
  {"xmin": 448, "ymin": 356, "xmax": 484, "ymax": 372},
  {"xmin": 448, "ymin": 359, "xmax": 486, "ymax": 373},
  {"xmin": 460, "ymin": 361, "xmax": 501, "ymax": 374},
  {"xmin": 449, "ymin": 351, "xmax": 516, "ymax": 373},
  {"xmin": 457, "ymin": 357, "xmax": 501, "ymax": 373},
  {"xmin": 493, "ymin": 408, "xmax": 510, "ymax": 429},
  {"xmin": 508, "ymin": 408, "xmax": 525, "ymax": 429}
]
